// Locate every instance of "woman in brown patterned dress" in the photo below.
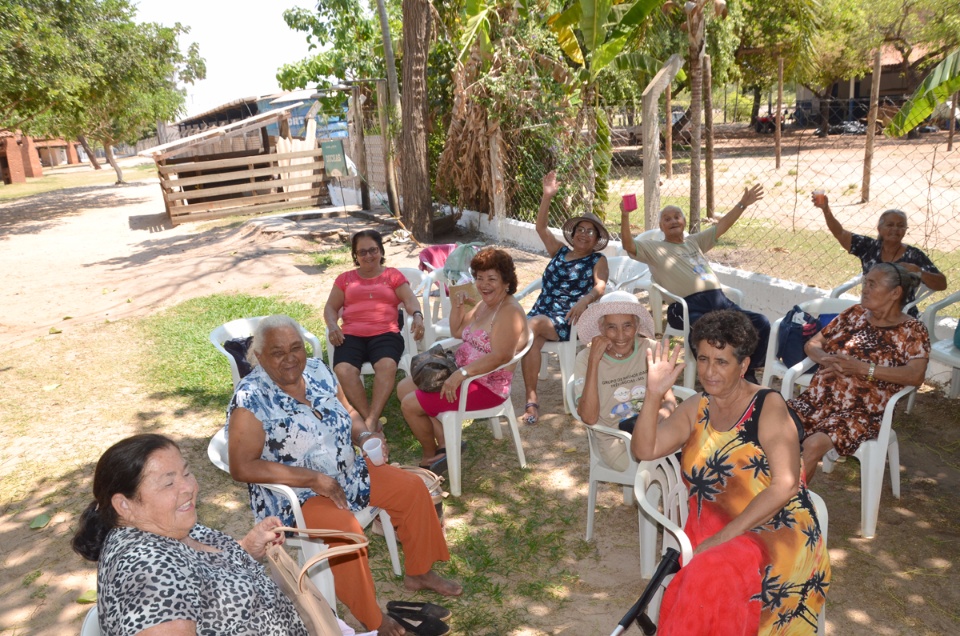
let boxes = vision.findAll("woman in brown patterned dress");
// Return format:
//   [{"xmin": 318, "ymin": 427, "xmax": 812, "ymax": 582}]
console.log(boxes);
[{"xmin": 789, "ymin": 262, "xmax": 930, "ymax": 482}]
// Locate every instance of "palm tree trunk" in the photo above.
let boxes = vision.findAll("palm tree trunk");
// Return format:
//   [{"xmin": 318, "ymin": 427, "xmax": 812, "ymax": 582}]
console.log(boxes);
[{"xmin": 400, "ymin": 0, "xmax": 432, "ymax": 240}]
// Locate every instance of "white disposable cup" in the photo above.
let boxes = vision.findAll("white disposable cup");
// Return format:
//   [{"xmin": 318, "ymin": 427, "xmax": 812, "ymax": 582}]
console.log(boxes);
[{"xmin": 362, "ymin": 438, "xmax": 385, "ymax": 466}]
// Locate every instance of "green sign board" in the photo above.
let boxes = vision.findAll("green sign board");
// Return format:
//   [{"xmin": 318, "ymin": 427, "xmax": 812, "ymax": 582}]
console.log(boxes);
[{"xmin": 321, "ymin": 140, "xmax": 347, "ymax": 178}]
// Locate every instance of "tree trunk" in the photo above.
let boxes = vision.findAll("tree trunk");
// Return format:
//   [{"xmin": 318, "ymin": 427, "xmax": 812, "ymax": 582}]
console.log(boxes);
[
  {"xmin": 400, "ymin": 0, "xmax": 432, "ymax": 241},
  {"xmin": 77, "ymin": 135, "xmax": 102, "ymax": 170},
  {"xmin": 687, "ymin": 12, "xmax": 704, "ymax": 233},
  {"xmin": 818, "ymin": 97, "xmax": 830, "ymax": 138},
  {"xmin": 375, "ymin": 0, "xmax": 401, "ymax": 115},
  {"xmin": 750, "ymin": 86, "xmax": 762, "ymax": 125},
  {"xmin": 103, "ymin": 142, "xmax": 124, "ymax": 183}
]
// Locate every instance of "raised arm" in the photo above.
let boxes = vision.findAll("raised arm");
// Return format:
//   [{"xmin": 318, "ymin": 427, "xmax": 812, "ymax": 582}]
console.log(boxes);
[
  {"xmin": 631, "ymin": 339, "xmax": 695, "ymax": 460},
  {"xmin": 715, "ymin": 184, "xmax": 764, "ymax": 239},
  {"xmin": 620, "ymin": 202, "xmax": 637, "ymax": 258},
  {"xmin": 537, "ymin": 171, "xmax": 565, "ymax": 257},
  {"xmin": 692, "ymin": 394, "xmax": 801, "ymax": 555},
  {"xmin": 813, "ymin": 193, "xmax": 852, "ymax": 252}
]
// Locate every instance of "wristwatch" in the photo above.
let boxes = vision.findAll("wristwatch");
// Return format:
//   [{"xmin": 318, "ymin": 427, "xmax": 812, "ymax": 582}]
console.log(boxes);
[{"xmin": 459, "ymin": 368, "xmax": 469, "ymax": 378}]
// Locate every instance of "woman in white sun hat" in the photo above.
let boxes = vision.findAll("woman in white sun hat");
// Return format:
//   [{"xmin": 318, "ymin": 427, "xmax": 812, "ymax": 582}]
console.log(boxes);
[{"xmin": 572, "ymin": 291, "xmax": 677, "ymax": 469}]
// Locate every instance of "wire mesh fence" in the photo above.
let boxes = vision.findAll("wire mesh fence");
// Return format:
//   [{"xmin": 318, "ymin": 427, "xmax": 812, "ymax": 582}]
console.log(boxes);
[{"xmin": 495, "ymin": 99, "xmax": 960, "ymax": 313}]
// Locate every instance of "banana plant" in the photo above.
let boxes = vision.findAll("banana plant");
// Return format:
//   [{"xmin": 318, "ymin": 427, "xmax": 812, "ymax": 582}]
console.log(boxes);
[
  {"xmin": 886, "ymin": 48, "xmax": 960, "ymax": 137},
  {"xmin": 547, "ymin": 0, "xmax": 664, "ymax": 213}
]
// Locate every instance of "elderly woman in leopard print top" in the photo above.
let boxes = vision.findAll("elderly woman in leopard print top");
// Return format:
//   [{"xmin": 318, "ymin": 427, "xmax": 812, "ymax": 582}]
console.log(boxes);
[{"xmin": 72, "ymin": 433, "xmax": 307, "ymax": 635}]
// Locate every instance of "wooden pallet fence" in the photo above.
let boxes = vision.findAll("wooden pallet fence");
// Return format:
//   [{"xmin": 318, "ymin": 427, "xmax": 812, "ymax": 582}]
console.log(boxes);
[{"xmin": 158, "ymin": 147, "xmax": 327, "ymax": 225}]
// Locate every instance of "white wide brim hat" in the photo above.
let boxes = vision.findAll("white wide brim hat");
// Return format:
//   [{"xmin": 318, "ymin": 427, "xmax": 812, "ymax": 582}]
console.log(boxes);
[{"xmin": 577, "ymin": 290, "xmax": 656, "ymax": 343}]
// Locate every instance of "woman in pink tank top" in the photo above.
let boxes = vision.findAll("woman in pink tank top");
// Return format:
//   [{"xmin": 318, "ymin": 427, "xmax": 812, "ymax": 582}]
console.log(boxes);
[
  {"xmin": 397, "ymin": 249, "xmax": 529, "ymax": 472},
  {"xmin": 324, "ymin": 230, "xmax": 425, "ymax": 432}
]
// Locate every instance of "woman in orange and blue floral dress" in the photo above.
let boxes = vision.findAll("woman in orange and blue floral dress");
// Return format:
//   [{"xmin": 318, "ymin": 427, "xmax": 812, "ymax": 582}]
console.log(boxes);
[{"xmin": 632, "ymin": 310, "xmax": 829, "ymax": 635}]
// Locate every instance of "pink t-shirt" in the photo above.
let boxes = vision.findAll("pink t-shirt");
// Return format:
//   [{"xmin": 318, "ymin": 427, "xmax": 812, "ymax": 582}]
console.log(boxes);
[{"xmin": 334, "ymin": 268, "xmax": 407, "ymax": 337}]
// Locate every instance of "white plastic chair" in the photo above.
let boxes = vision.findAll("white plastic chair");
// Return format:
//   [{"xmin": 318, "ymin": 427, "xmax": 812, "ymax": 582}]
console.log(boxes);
[
  {"xmin": 923, "ymin": 289, "xmax": 960, "ymax": 399},
  {"xmin": 760, "ymin": 297, "xmax": 858, "ymax": 389},
  {"xmin": 80, "ymin": 606, "xmax": 101, "ymax": 636},
  {"xmin": 207, "ymin": 428, "xmax": 403, "ymax": 608},
  {"xmin": 648, "ymin": 283, "xmax": 744, "ymax": 389},
  {"xmin": 830, "ymin": 273, "xmax": 933, "ymax": 314},
  {"xmin": 435, "ymin": 329, "xmax": 535, "ymax": 496},
  {"xmin": 606, "ymin": 255, "xmax": 652, "ymax": 294},
  {"xmin": 516, "ymin": 278, "xmax": 579, "ymax": 413},
  {"xmin": 419, "ymin": 268, "xmax": 452, "ymax": 349},
  {"xmin": 634, "ymin": 454, "xmax": 828, "ymax": 630},
  {"xmin": 209, "ymin": 317, "xmax": 322, "ymax": 389},
  {"xmin": 396, "ymin": 267, "xmax": 426, "ymax": 297},
  {"xmin": 565, "ymin": 375, "xmax": 695, "ymax": 546},
  {"xmin": 781, "ymin": 359, "xmax": 913, "ymax": 538}
]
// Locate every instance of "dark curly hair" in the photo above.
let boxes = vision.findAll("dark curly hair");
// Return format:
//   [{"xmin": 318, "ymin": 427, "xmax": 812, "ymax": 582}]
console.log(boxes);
[
  {"xmin": 870, "ymin": 262, "xmax": 920, "ymax": 309},
  {"xmin": 470, "ymin": 248, "xmax": 518, "ymax": 295},
  {"xmin": 690, "ymin": 310, "xmax": 758, "ymax": 364},
  {"xmin": 351, "ymin": 229, "xmax": 386, "ymax": 266},
  {"xmin": 72, "ymin": 434, "xmax": 179, "ymax": 562}
]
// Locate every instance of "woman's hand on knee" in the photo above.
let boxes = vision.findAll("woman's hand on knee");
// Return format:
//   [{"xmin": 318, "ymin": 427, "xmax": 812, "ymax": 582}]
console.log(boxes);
[{"xmin": 312, "ymin": 474, "xmax": 349, "ymax": 510}]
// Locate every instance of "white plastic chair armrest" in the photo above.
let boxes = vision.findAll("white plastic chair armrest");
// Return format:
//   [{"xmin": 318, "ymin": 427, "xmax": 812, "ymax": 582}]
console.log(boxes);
[
  {"xmin": 780, "ymin": 357, "xmax": 818, "ymax": 399},
  {"xmin": 260, "ymin": 483, "xmax": 309, "ymax": 530},
  {"xmin": 721, "ymin": 285, "xmax": 744, "ymax": 305},
  {"xmin": 637, "ymin": 467, "xmax": 694, "ymax": 564}
]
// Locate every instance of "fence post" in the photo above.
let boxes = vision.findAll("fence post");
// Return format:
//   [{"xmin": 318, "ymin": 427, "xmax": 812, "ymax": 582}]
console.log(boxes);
[
  {"xmin": 862, "ymin": 49, "xmax": 882, "ymax": 203},
  {"xmin": 775, "ymin": 58, "xmax": 783, "ymax": 169},
  {"xmin": 949, "ymin": 90, "xmax": 958, "ymax": 153},
  {"xmin": 704, "ymin": 55, "xmax": 714, "ymax": 219},
  {"xmin": 377, "ymin": 80, "xmax": 400, "ymax": 216},
  {"xmin": 349, "ymin": 85, "xmax": 370, "ymax": 211},
  {"xmin": 665, "ymin": 84, "xmax": 673, "ymax": 178},
  {"xmin": 642, "ymin": 54, "xmax": 685, "ymax": 231}
]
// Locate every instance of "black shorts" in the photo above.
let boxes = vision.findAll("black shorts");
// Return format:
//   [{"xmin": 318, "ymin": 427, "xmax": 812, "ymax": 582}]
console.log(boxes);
[{"xmin": 333, "ymin": 332, "xmax": 405, "ymax": 370}]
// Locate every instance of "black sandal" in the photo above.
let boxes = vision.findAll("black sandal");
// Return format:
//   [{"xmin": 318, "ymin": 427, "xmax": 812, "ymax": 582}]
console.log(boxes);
[
  {"xmin": 386, "ymin": 601, "xmax": 451, "ymax": 621},
  {"xmin": 387, "ymin": 611, "xmax": 450, "ymax": 636},
  {"xmin": 521, "ymin": 402, "xmax": 539, "ymax": 425}
]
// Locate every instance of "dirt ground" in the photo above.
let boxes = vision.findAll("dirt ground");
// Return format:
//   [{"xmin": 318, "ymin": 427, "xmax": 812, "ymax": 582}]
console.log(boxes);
[{"xmin": 1, "ymin": 160, "xmax": 958, "ymax": 635}]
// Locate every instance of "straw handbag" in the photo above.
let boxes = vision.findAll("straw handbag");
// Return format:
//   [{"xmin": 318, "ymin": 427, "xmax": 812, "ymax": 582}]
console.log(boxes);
[{"xmin": 267, "ymin": 528, "xmax": 368, "ymax": 636}]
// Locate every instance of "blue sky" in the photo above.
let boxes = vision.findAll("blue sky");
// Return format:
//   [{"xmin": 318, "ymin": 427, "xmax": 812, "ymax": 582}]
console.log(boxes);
[{"xmin": 133, "ymin": 0, "xmax": 317, "ymax": 117}]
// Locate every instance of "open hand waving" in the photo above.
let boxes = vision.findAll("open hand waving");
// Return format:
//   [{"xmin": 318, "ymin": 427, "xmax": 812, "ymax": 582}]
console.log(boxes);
[{"xmin": 645, "ymin": 337, "xmax": 686, "ymax": 396}]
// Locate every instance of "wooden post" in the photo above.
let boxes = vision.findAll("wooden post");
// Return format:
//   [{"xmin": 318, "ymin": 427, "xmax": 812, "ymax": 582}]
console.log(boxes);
[
  {"xmin": 775, "ymin": 58, "xmax": 783, "ymax": 169},
  {"xmin": 377, "ymin": 80, "xmax": 400, "ymax": 215},
  {"xmin": 949, "ymin": 91, "xmax": 958, "ymax": 153},
  {"xmin": 862, "ymin": 49, "xmax": 882, "ymax": 203},
  {"xmin": 723, "ymin": 83, "xmax": 728, "ymax": 123},
  {"xmin": 350, "ymin": 85, "xmax": 370, "ymax": 210},
  {"xmin": 665, "ymin": 84, "xmax": 673, "ymax": 178},
  {"xmin": 703, "ymin": 55, "xmax": 715, "ymax": 219},
  {"xmin": 733, "ymin": 80, "xmax": 740, "ymax": 122},
  {"xmin": 686, "ymin": 1, "xmax": 707, "ymax": 233},
  {"xmin": 642, "ymin": 55, "xmax": 685, "ymax": 231}
]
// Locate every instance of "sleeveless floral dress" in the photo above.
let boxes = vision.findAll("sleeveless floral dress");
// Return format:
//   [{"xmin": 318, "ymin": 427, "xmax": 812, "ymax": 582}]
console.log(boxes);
[
  {"xmin": 528, "ymin": 246, "xmax": 602, "ymax": 341},
  {"xmin": 658, "ymin": 390, "xmax": 830, "ymax": 635}
]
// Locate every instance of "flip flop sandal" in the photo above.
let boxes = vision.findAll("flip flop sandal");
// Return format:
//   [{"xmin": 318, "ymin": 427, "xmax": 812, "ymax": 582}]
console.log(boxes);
[
  {"xmin": 520, "ymin": 402, "xmax": 540, "ymax": 425},
  {"xmin": 387, "ymin": 611, "xmax": 450, "ymax": 636},
  {"xmin": 386, "ymin": 601, "xmax": 452, "ymax": 621}
]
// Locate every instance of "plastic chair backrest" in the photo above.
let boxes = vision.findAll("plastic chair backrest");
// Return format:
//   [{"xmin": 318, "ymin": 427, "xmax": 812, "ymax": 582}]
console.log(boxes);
[{"xmin": 80, "ymin": 606, "xmax": 101, "ymax": 636}]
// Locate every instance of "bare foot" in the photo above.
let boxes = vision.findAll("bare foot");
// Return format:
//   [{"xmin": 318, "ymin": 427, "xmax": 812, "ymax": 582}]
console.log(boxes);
[
  {"xmin": 377, "ymin": 612, "xmax": 406, "ymax": 636},
  {"xmin": 404, "ymin": 569, "xmax": 463, "ymax": 597}
]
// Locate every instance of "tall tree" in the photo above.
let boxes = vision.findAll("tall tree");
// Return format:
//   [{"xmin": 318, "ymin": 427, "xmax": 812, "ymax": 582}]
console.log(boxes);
[
  {"xmin": 400, "ymin": 0, "xmax": 433, "ymax": 239},
  {"xmin": 871, "ymin": 0, "xmax": 960, "ymax": 91}
]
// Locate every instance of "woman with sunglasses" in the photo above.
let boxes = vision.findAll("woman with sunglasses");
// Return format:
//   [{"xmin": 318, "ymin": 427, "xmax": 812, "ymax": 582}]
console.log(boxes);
[
  {"xmin": 520, "ymin": 170, "xmax": 610, "ymax": 425},
  {"xmin": 324, "ymin": 229, "xmax": 424, "ymax": 433}
]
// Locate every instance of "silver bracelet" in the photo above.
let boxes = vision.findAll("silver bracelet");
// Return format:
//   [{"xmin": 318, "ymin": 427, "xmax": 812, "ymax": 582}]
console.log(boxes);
[{"xmin": 357, "ymin": 431, "xmax": 374, "ymax": 444}]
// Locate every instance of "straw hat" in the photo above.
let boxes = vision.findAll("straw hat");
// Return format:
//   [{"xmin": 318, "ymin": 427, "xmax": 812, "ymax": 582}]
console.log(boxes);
[
  {"xmin": 561, "ymin": 213, "xmax": 610, "ymax": 251},
  {"xmin": 577, "ymin": 290, "xmax": 656, "ymax": 343}
]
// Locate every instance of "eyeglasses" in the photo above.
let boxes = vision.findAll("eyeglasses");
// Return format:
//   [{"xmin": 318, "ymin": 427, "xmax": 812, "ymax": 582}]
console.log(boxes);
[
  {"xmin": 575, "ymin": 226, "xmax": 597, "ymax": 236},
  {"xmin": 356, "ymin": 247, "xmax": 380, "ymax": 257}
]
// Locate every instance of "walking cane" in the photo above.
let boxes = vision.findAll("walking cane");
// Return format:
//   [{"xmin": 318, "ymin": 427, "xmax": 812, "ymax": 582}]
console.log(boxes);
[{"xmin": 609, "ymin": 548, "xmax": 682, "ymax": 636}]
